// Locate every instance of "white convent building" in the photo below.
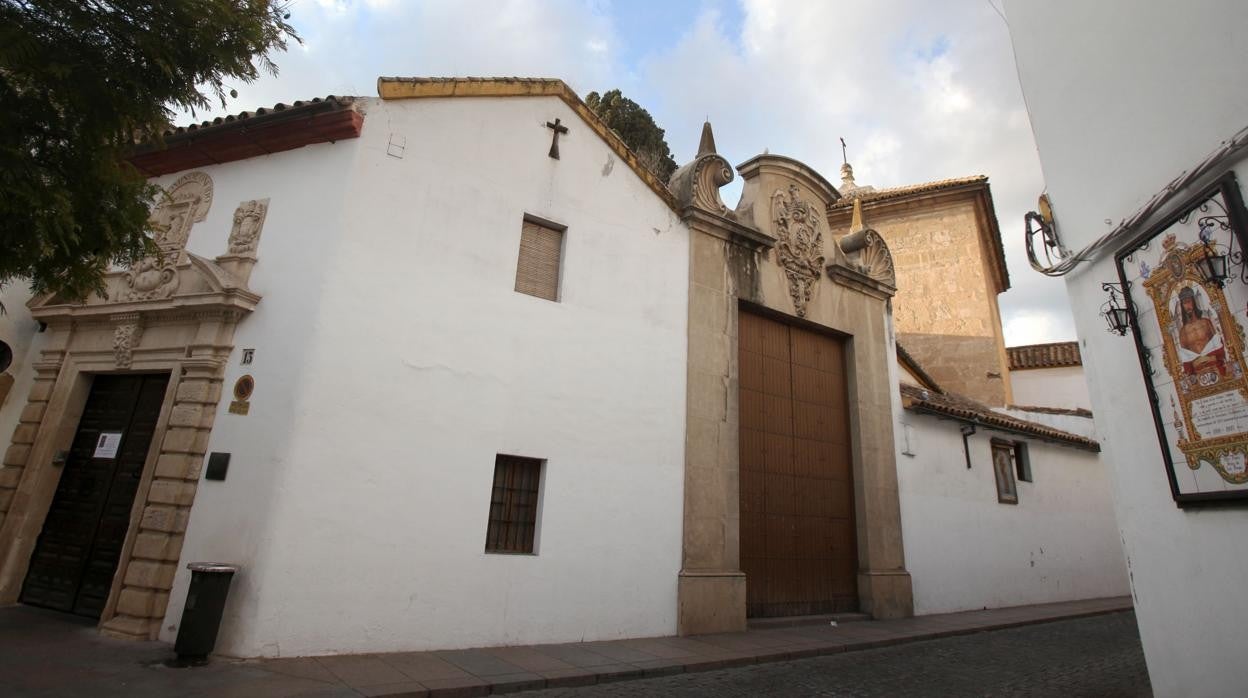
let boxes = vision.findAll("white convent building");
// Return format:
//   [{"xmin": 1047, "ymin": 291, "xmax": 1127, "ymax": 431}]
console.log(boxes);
[{"xmin": 0, "ymin": 77, "xmax": 1127, "ymax": 658}]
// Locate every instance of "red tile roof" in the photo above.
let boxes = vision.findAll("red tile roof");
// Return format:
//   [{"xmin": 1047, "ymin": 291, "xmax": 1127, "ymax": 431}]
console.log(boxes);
[
  {"xmin": 901, "ymin": 383, "xmax": 1100, "ymax": 451},
  {"xmin": 828, "ymin": 175, "xmax": 988, "ymax": 208},
  {"xmin": 128, "ymin": 96, "xmax": 363, "ymax": 176},
  {"xmin": 1007, "ymin": 341, "xmax": 1083, "ymax": 370}
]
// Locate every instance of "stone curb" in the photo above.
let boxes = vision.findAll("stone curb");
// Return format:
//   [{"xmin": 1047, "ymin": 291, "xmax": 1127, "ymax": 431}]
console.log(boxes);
[{"xmin": 357, "ymin": 601, "xmax": 1133, "ymax": 697}]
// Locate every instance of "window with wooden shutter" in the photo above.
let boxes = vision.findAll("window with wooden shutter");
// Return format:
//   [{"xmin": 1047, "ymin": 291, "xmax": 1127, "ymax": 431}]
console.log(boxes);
[
  {"xmin": 485, "ymin": 455, "xmax": 543, "ymax": 554},
  {"xmin": 514, "ymin": 218, "xmax": 564, "ymax": 301}
]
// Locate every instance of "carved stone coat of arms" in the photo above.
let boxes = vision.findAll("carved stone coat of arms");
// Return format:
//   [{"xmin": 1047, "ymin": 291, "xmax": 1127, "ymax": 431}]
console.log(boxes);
[{"xmin": 771, "ymin": 184, "xmax": 825, "ymax": 317}]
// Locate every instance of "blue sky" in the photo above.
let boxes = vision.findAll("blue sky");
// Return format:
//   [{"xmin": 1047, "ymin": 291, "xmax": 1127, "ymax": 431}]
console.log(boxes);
[{"xmin": 187, "ymin": 0, "xmax": 1071, "ymax": 345}]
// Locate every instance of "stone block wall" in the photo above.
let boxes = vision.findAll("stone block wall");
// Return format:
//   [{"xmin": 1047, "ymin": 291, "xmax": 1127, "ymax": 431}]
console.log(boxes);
[
  {"xmin": 0, "ymin": 367, "xmax": 56, "ymax": 531},
  {"xmin": 832, "ymin": 198, "xmax": 1010, "ymax": 405}
]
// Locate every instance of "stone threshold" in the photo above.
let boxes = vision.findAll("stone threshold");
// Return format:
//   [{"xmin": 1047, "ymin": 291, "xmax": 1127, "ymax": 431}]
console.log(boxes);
[
  {"xmin": 238, "ymin": 596, "xmax": 1133, "ymax": 697},
  {"xmin": 747, "ymin": 611, "xmax": 872, "ymax": 629}
]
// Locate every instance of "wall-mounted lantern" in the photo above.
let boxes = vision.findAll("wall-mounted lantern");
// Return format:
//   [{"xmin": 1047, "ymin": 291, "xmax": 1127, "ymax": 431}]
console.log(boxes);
[{"xmin": 1100, "ymin": 282, "xmax": 1132, "ymax": 336}]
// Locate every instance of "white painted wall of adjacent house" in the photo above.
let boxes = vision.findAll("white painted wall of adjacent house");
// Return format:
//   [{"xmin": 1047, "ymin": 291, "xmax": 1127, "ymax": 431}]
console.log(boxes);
[
  {"xmin": 895, "ymin": 411, "xmax": 1129, "ymax": 615},
  {"xmin": 161, "ymin": 95, "xmax": 689, "ymax": 657},
  {"xmin": 1009, "ymin": 365, "xmax": 1092, "ymax": 411},
  {"xmin": 1005, "ymin": 2, "xmax": 1248, "ymax": 695}
]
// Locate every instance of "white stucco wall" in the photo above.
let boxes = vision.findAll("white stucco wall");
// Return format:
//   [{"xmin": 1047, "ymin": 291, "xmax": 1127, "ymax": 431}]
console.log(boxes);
[
  {"xmin": 895, "ymin": 412, "xmax": 1129, "ymax": 615},
  {"xmin": 1009, "ymin": 365, "xmax": 1092, "ymax": 411},
  {"xmin": 1005, "ymin": 2, "xmax": 1248, "ymax": 695},
  {"xmin": 161, "ymin": 95, "xmax": 688, "ymax": 657}
]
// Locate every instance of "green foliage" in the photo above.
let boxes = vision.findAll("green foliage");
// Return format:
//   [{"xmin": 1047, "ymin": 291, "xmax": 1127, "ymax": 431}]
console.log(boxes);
[
  {"xmin": 585, "ymin": 89, "xmax": 678, "ymax": 182},
  {"xmin": 0, "ymin": 1, "xmax": 298, "ymax": 303}
]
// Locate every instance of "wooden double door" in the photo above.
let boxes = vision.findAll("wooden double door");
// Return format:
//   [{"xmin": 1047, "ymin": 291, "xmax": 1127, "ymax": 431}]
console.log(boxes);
[
  {"xmin": 739, "ymin": 311, "xmax": 858, "ymax": 617},
  {"xmin": 21, "ymin": 374, "xmax": 168, "ymax": 618}
]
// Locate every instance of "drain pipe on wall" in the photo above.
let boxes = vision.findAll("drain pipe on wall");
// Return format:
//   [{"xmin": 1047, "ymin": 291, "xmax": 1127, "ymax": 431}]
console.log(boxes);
[{"xmin": 960, "ymin": 424, "xmax": 976, "ymax": 469}]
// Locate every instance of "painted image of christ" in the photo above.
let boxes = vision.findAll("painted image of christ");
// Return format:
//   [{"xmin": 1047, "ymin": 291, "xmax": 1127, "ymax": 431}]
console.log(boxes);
[{"xmin": 1171, "ymin": 284, "xmax": 1226, "ymax": 377}]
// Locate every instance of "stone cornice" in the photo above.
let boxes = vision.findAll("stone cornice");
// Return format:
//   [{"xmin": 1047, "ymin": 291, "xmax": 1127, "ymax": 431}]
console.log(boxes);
[
  {"xmin": 827, "ymin": 180, "xmax": 1010, "ymax": 294},
  {"xmin": 682, "ymin": 208, "xmax": 775, "ymax": 249},
  {"xmin": 825, "ymin": 263, "xmax": 896, "ymax": 300}
]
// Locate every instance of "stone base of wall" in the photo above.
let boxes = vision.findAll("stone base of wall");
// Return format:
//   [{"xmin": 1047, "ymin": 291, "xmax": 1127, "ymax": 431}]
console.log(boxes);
[
  {"xmin": 858, "ymin": 569, "xmax": 915, "ymax": 619},
  {"xmin": 678, "ymin": 571, "xmax": 747, "ymax": 635}
]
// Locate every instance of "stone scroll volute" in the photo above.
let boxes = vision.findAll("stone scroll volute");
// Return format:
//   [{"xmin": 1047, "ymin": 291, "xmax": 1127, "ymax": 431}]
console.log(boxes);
[{"xmin": 669, "ymin": 123, "xmax": 735, "ymax": 215}]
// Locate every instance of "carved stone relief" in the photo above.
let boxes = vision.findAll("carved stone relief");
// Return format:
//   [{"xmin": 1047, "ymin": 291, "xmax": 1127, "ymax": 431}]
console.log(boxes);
[
  {"xmin": 839, "ymin": 228, "xmax": 897, "ymax": 287},
  {"xmin": 119, "ymin": 253, "xmax": 179, "ymax": 302},
  {"xmin": 770, "ymin": 184, "xmax": 825, "ymax": 317},
  {"xmin": 837, "ymin": 199, "xmax": 897, "ymax": 289},
  {"xmin": 150, "ymin": 172, "xmax": 213, "ymax": 254},
  {"xmin": 112, "ymin": 316, "xmax": 143, "ymax": 369},
  {"xmin": 116, "ymin": 172, "xmax": 213, "ymax": 303},
  {"xmin": 226, "ymin": 199, "xmax": 269, "ymax": 256}
]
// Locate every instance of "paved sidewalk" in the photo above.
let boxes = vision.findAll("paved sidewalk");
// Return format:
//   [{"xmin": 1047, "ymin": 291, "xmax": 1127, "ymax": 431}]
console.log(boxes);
[{"xmin": 2, "ymin": 596, "xmax": 1132, "ymax": 697}]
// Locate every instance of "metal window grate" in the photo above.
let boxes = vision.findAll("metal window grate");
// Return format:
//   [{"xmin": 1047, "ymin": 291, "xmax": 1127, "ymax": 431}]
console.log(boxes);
[{"xmin": 485, "ymin": 455, "xmax": 542, "ymax": 554}]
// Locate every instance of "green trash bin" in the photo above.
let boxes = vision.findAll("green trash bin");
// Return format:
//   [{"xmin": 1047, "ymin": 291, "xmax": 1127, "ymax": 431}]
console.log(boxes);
[{"xmin": 173, "ymin": 562, "xmax": 238, "ymax": 664}]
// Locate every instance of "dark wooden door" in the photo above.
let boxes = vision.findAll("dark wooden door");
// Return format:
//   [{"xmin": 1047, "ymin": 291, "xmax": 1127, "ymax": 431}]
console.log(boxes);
[
  {"xmin": 21, "ymin": 373, "xmax": 169, "ymax": 618},
  {"xmin": 739, "ymin": 311, "xmax": 857, "ymax": 617}
]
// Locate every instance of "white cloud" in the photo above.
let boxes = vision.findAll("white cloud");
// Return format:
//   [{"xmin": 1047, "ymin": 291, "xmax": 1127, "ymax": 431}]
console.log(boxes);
[{"xmin": 638, "ymin": 0, "xmax": 1076, "ymax": 344}]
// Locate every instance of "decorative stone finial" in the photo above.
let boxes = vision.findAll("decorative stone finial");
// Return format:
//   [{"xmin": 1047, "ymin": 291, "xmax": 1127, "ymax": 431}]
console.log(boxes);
[
  {"xmin": 697, "ymin": 121, "xmax": 717, "ymax": 157},
  {"xmin": 838, "ymin": 161, "xmax": 874, "ymax": 199},
  {"xmin": 850, "ymin": 197, "xmax": 865, "ymax": 232},
  {"xmin": 669, "ymin": 122, "xmax": 734, "ymax": 214},
  {"xmin": 841, "ymin": 162, "xmax": 857, "ymax": 191}
]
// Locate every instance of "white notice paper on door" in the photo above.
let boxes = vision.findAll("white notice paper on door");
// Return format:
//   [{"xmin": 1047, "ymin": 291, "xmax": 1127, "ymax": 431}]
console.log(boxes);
[{"xmin": 93, "ymin": 432, "xmax": 123, "ymax": 459}]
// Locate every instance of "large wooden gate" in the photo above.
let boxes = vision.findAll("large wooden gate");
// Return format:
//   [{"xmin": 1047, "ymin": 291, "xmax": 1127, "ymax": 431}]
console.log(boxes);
[
  {"xmin": 21, "ymin": 374, "xmax": 168, "ymax": 618},
  {"xmin": 739, "ymin": 310, "xmax": 857, "ymax": 617}
]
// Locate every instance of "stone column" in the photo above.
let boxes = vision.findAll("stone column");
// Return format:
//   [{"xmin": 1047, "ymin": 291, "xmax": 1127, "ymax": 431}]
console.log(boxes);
[
  {"xmin": 102, "ymin": 359, "xmax": 224, "ymax": 640},
  {"xmin": 843, "ymin": 299, "xmax": 913, "ymax": 619},
  {"xmin": 0, "ymin": 365, "xmax": 60, "ymax": 533},
  {"xmin": 678, "ymin": 226, "xmax": 747, "ymax": 635}
]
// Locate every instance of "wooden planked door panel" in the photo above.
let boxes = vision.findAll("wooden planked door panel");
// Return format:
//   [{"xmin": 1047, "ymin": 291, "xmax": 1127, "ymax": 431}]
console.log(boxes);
[
  {"xmin": 21, "ymin": 373, "xmax": 169, "ymax": 618},
  {"xmin": 739, "ymin": 311, "xmax": 858, "ymax": 617}
]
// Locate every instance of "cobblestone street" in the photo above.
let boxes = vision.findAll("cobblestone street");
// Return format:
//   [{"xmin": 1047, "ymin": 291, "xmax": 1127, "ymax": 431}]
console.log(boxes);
[{"xmin": 515, "ymin": 612, "xmax": 1150, "ymax": 698}]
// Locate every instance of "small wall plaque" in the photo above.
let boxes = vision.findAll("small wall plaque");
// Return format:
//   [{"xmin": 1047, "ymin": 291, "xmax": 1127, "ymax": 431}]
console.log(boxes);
[
  {"xmin": 229, "ymin": 374, "xmax": 254, "ymax": 415},
  {"xmin": 205, "ymin": 452, "xmax": 230, "ymax": 481}
]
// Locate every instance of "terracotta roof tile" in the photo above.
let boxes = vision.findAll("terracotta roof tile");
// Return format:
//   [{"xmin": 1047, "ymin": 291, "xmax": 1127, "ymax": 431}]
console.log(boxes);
[
  {"xmin": 1007, "ymin": 341, "xmax": 1083, "ymax": 370},
  {"xmin": 1008, "ymin": 404, "xmax": 1094, "ymax": 418},
  {"xmin": 900, "ymin": 383, "xmax": 1100, "ymax": 452},
  {"xmin": 828, "ymin": 175, "xmax": 987, "ymax": 208},
  {"xmin": 141, "ymin": 96, "xmax": 357, "ymax": 143},
  {"xmin": 896, "ymin": 343, "xmax": 943, "ymax": 392}
]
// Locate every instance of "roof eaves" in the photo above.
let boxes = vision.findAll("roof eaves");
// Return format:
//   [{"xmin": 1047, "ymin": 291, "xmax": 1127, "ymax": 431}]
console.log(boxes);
[
  {"xmin": 900, "ymin": 384, "xmax": 1100, "ymax": 452},
  {"xmin": 827, "ymin": 176, "xmax": 1010, "ymax": 293},
  {"xmin": 896, "ymin": 342, "xmax": 943, "ymax": 393}
]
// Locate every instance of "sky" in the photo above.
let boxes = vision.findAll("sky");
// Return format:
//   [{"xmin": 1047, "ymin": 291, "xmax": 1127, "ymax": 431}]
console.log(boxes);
[{"xmin": 182, "ymin": 0, "xmax": 1074, "ymax": 345}]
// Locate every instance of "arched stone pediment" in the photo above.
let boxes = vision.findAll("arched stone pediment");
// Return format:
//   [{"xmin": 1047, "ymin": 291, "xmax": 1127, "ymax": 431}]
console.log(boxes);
[
  {"xmin": 28, "ymin": 172, "xmax": 267, "ymax": 326},
  {"xmin": 27, "ymin": 253, "xmax": 261, "ymax": 323}
]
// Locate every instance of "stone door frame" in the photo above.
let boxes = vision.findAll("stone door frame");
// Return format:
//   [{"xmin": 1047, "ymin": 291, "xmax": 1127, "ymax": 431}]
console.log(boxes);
[
  {"xmin": 672, "ymin": 146, "xmax": 914, "ymax": 635},
  {"xmin": 0, "ymin": 309, "xmax": 245, "ymax": 639}
]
